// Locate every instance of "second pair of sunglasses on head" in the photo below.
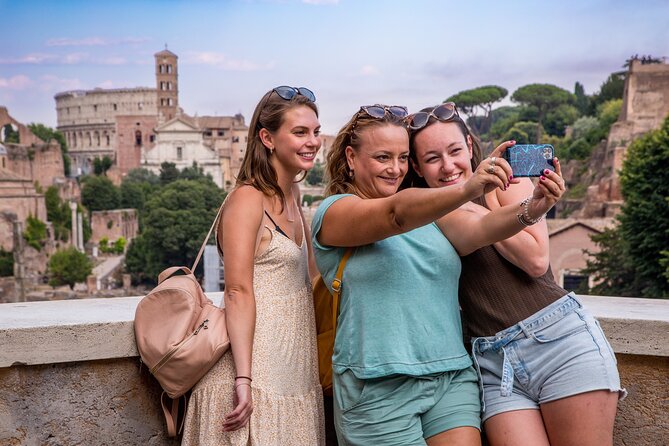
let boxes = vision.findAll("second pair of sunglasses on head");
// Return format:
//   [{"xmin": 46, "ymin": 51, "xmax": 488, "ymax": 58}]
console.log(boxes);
[{"xmin": 356, "ymin": 103, "xmax": 459, "ymax": 130}]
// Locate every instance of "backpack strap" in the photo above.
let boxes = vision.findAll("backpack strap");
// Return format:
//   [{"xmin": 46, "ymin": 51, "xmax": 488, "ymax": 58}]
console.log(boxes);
[
  {"xmin": 161, "ymin": 391, "xmax": 188, "ymax": 437},
  {"xmin": 331, "ymin": 248, "xmax": 353, "ymax": 334},
  {"xmin": 191, "ymin": 203, "xmax": 225, "ymax": 272}
]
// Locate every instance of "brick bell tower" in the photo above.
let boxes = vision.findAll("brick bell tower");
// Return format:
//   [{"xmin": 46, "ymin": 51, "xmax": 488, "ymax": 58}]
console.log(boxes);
[{"xmin": 155, "ymin": 47, "xmax": 179, "ymax": 120}]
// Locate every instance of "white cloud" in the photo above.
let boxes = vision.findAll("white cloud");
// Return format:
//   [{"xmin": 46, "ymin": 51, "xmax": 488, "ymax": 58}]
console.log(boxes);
[
  {"xmin": 46, "ymin": 37, "xmax": 151, "ymax": 47},
  {"xmin": 185, "ymin": 52, "xmax": 274, "ymax": 71},
  {"xmin": 0, "ymin": 75, "xmax": 33, "ymax": 90},
  {"xmin": 0, "ymin": 54, "xmax": 58, "ymax": 64},
  {"xmin": 97, "ymin": 80, "xmax": 115, "ymax": 89},
  {"xmin": 360, "ymin": 65, "xmax": 380, "ymax": 76},
  {"xmin": 39, "ymin": 75, "xmax": 84, "ymax": 92}
]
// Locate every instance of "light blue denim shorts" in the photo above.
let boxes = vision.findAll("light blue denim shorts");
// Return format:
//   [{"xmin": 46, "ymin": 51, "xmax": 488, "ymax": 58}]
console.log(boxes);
[
  {"xmin": 471, "ymin": 293, "xmax": 627, "ymax": 422},
  {"xmin": 333, "ymin": 367, "xmax": 480, "ymax": 445}
]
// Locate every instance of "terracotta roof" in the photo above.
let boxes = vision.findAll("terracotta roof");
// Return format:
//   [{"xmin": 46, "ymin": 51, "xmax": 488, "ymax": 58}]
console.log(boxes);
[
  {"xmin": 155, "ymin": 49, "xmax": 178, "ymax": 58},
  {"xmin": 547, "ymin": 217, "xmax": 616, "ymax": 236}
]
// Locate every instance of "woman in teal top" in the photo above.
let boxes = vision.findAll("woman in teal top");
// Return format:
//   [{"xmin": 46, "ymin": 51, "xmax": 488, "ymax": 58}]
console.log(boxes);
[{"xmin": 311, "ymin": 104, "xmax": 562, "ymax": 446}]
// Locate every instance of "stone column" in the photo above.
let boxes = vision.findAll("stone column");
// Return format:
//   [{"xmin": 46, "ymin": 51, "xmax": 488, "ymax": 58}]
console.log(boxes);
[
  {"xmin": 77, "ymin": 212, "xmax": 84, "ymax": 252},
  {"xmin": 69, "ymin": 202, "xmax": 79, "ymax": 251},
  {"xmin": 12, "ymin": 221, "xmax": 25, "ymax": 302}
]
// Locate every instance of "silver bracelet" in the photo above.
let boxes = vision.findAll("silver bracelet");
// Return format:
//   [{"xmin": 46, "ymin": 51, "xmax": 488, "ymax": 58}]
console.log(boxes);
[{"xmin": 517, "ymin": 196, "xmax": 544, "ymax": 226}]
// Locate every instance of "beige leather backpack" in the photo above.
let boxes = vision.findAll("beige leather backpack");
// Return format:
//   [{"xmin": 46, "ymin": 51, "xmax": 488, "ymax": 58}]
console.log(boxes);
[{"xmin": 134, "ymin": 204, "xmax": 229, "ymax": 437}]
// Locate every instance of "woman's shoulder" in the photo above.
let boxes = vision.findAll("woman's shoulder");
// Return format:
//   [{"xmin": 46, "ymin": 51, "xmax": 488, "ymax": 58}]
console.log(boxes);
[
  {"xmin": 223, "ymin": 186, "xmax": 266, "ymax": 221},
  {"xmin": 226, "ymin": 185, "xmax": 265, "ymax": 206}
]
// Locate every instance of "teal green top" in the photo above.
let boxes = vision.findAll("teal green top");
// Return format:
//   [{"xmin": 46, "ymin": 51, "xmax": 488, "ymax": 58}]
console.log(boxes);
[{"xmin": 312, "ymin": 194, "xmax": 472, "ymax": 379}]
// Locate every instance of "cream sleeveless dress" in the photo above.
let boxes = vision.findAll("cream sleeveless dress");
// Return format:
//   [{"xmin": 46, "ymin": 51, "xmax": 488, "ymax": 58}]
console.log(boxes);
[{"xmin": 181, "ymin": 216, "xmax": 325, "ymax": 446}]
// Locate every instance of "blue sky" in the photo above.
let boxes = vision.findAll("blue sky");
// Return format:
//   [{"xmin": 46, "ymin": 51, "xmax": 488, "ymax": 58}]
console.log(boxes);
[{"xmin": 1, "ymin": 0, "xmax": 667, "ymax": 134}]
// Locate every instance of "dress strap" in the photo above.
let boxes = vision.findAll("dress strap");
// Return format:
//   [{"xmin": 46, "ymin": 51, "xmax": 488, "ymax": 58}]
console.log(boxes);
[{"xmin": 264, "ymin": 210, "xmax": 289, "ymax": 238}]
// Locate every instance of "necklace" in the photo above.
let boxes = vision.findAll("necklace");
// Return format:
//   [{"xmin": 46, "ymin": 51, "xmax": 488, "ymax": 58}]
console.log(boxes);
[{"xmin": 286, "ymin": 197, "xmax": 297, "ymax": 223}]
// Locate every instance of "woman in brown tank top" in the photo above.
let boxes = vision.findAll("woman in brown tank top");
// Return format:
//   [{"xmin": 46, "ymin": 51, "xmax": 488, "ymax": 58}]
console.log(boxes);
[{"xmin": 402, "ymin": 103, "xmax": 626, "ymax": 446}]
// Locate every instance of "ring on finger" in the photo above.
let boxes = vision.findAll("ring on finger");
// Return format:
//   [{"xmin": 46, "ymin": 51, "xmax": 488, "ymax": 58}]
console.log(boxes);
[
  {"xmin": 490, "ymin": 157, "xmax": 497, "ymax": 167},
  {"xmin": 486, "ymin": 166, "xmax": 495, "ymax": 174}
]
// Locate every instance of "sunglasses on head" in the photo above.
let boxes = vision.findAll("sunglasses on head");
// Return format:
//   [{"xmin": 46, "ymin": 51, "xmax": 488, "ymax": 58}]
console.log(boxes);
[
  {"xmin": 359, "ymin": 104, "xmax": 409, "ymax": 119},
  {"xmin": 406, "ymin": 102, "xmax": 459, "ymax": 130},
  {"xmin": 273, "ymin": 85, "xmax": 316, "ymax": 102}
]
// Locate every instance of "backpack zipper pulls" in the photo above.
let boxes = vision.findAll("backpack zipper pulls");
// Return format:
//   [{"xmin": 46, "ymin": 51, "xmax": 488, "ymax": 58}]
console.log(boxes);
[{"xmin": 194, "ymin": 319, "xmax": 209, "ymax": 335}]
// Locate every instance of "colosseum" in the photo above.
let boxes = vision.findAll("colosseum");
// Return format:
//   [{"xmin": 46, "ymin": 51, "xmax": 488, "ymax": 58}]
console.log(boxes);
[{"xmin": 54, "ymin": 49, "xmax": 179, "ymax": 176}]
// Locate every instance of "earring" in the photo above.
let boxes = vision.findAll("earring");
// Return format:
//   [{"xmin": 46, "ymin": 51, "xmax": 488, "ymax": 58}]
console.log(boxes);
[
  {"xmin": 267, "ymin": 147, "xmax": 274, "ymax": 155},
  {"xmin": 348, "ymin": 169, "xmax": 355, "ymax": 179}
]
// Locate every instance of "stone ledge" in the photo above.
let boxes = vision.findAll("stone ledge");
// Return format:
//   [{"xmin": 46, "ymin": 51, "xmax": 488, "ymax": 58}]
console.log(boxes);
[{"xmin": 0, "ymin": 293, "xmax": 667, "ymax": 368}]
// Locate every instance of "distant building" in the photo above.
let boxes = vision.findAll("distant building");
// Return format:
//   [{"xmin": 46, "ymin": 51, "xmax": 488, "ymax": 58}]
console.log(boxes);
[
  {"xmin": 142, "ymin": 116, "xmax": 223, "ymax": 187},
  {"xmin": 54, "ymin": 49, "xmax": 247, "ymax": 184},
  {"xmin": 547, "ymin": 217, "xmax": 615, "ymax": 291}
]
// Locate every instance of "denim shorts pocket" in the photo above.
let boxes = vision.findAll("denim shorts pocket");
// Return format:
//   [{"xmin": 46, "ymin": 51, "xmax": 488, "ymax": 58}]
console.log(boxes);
[
  {"xmin": 593, "ymin": 319, "xmax": 618, "ymax": 364},
  {"xmin": 529, "ymin": 309, "xmax": 588, "ymax": 344},
  {"xmin": 335, "ymin": 369, "xmax": 369, "ymax": 414}
]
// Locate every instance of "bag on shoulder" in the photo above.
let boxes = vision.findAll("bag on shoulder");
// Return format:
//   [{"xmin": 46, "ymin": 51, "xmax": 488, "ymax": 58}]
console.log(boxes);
[
  {"xmin": 313, "ymin": 248, "xmax": 353, "ymax": 397},
  {"xmin": 134, "ymin": 204, "xmax": 229, "ymax": 437}
]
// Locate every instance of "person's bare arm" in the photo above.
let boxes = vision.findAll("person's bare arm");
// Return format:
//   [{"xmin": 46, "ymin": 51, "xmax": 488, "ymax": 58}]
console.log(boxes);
[
  {"xmin": 319, "ymin": 145, "xmax": 514, "ymax": 247},
  {"xmin": 437, "ymin": 162, "xmax": 564, "ymax": 263},
  {"xmin": 219, "ymin": 185, "xmax": 262, "ymax": 431}
]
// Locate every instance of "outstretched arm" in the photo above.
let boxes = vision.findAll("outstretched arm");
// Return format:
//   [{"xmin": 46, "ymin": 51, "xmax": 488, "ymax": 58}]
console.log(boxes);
[
  {"xmin": 437, "ymin": 159, "xmax": 564, "ymax": 263},
  {"xmin": 319, "ymin": 144, "xmax": 515, "ymax": 247}
]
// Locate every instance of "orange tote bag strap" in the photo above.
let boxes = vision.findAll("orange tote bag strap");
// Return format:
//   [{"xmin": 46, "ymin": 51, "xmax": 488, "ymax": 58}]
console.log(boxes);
[{"xmin": 331, "ymin": 248, "xmax": 354, "ymax": 332}]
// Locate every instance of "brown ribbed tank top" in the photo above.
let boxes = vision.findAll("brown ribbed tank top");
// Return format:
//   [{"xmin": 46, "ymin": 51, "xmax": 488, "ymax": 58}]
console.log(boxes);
[{"xmin": 459, "ymin": 198, "xmax": 566, "ymax": 339}]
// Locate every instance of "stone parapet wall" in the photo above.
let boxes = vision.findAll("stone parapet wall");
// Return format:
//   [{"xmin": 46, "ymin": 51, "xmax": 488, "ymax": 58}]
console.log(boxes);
[{"xmin": 0, "ymin": 294, "xmax": 667, "ymax": 445}]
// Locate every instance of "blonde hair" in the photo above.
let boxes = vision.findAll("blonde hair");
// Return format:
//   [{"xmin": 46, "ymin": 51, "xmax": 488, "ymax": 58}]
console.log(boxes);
[
  {"xmin": 236, "ymin": 89, "xmax": 318, "ymax": 207},
  {"xmin": 325, "ymin": 109, "xmax": 408, "ymax": 196}
]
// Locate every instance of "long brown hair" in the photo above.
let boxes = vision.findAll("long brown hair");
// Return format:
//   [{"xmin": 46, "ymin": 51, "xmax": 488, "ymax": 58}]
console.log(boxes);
[
  {"xmin": 325, "ymin": 108, "xmax": 408, "ymax": 196},
  {"xmin": 236, "ymin": 88, "xmax": 319, "ymax": 207},
  {"xmin": 401, "ymin": 105, "xmax": 482, "ymax": 189}
]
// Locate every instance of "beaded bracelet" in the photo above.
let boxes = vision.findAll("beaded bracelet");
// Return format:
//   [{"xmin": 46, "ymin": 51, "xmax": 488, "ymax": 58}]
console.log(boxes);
[{"xmin": 517, "ymin": 196, "xmax": 544, "ymax": 226}]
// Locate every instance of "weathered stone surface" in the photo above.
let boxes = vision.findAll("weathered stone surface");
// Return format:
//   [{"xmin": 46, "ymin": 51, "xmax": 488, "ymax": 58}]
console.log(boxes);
[
  {"xmin": 614, "ymin": 354, "xmax": 669, "ymax": 446},
  {"xmin": 0, "ymin": 358, "xmax": 179, "ymax": 445}
]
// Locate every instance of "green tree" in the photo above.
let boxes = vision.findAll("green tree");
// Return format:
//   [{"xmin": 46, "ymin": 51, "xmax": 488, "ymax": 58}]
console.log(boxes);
[
  {"xmin": 306, "ymin": 162, "xmax": 325, "ymax": 186},
  {"xmin": 617, "ymin": 117, "xmax": 669, "ymax": 297},
  {"xmin": 93, "ymin": 156, "xmax": 113, "ymax": 176},
  {"xmin": 2, "ymin": 124, "xmax": 19, "ymax": 143},
  {"xmin": 574, "ymin": 82, "xmax": 590, "ymax": 115},
  {"xmin": 446, "ymin": 85, "xmax": 508, "ymax": 135},
  {"xmin": 28, "ymin": 123, "xmax": 71, "ymax": 176},
  {"xmin": 125, "ymin": 179, "xmax": 224, "ymax": 282},
  {"xmin": 81, "ymin": 176, "xmax": 121, "ymax": 211},
  {"xmin": 45, "ymin": 186, "xmax": 71, "ymax": 241},
  {"xmin": 120, "ymin": 181, "xmax": 147, "ymax": 213},
  {"xmin": 582, "ymin": 227, "xmax": 639, "ymax": 296},
  {"xmin": 48, "ymin": 247, "xmax": 92, "ymax": 289},
  {"xmin": 125, "ymin": 167, "xmax": 160, "ymax": 186},
  {"xmin": 511, "ymin": 84, "xmax": 575, "ymax": 143},
  {"xmin": 159, "ymin": 162, "xmax": 180, "ymax": 185},
  {"xmin": 589, "ymin": 72, "xmax": 625, "ymax": 114},
  {"xmin": 584, "ymin": 116, "xmax": 669, "ymax": 298},
  {"xmin": 544, "ymin": 104, "xmax": 580, "ymax": 137},
  {"xmin": 502, "ymin": 121, "xmax": 541, "ymax": 144},
  {"xmin": 179, "ymin": 162, "xmax": 213, "ymax": 183},
  {"xmin": 23, "ymin": 215, "xmax": 47, "ymax": 250},
  {"xmin": 0, "ymin": 248, "xmax": 13, "ymax": 277}
]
